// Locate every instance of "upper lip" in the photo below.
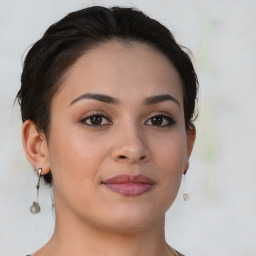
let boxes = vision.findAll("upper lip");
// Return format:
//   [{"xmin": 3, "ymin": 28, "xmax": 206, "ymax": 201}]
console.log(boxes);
[{"xmin": 102, "ymin": 174, "xmax": 155, "ymax": 184}]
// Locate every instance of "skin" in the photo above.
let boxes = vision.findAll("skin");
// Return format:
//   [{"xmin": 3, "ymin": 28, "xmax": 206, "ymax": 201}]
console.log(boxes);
[{"xmin": 23, "ymin": 41, "xmax": 196, "ymax": 256}]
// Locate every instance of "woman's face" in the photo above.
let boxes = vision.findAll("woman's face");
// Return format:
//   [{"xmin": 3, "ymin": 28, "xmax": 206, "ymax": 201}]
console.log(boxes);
[{"xmin": 45, "ymin": 41, "xmax": 195, "ymax": 232}]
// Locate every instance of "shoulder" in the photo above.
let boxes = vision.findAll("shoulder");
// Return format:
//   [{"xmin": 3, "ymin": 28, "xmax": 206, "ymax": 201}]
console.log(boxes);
[{"xmin": 176, "ymin": 251, "xmax": 186, "ymax": 256}]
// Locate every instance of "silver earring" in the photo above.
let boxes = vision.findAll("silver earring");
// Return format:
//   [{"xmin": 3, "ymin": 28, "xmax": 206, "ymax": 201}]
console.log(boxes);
[
  {"xmin": 183, "ymin": 193, "xmax": 190, "ymax": 201},
  {"xmin": 29, "ymin": 168, "xmax": 42, "ymax": 214},
  {"xmin": 183, "ymin": 174, "xmax": 190, "ymax": 201}
]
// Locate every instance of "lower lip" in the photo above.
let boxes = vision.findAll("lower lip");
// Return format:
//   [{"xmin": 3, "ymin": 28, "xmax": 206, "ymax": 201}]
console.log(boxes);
[{"xmin": 103, "ymin": 183, "xmax": 154, "ymax": 196}]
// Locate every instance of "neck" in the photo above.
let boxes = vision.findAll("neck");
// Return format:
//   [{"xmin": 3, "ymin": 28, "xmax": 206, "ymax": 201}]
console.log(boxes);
[{"xmin": 37, "ymin": 207, "xmax": 174, "ymax": 256}]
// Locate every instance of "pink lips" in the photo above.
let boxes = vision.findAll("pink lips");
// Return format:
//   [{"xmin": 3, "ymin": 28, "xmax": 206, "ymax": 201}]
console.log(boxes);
[{"xmin": 102, "ymin": 174, "xmax": 155, "ymax": 196}]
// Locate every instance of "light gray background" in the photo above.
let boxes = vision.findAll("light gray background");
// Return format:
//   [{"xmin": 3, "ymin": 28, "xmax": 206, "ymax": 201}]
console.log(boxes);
[{"xmin": 1, "ymin": 0, "xmax": 256, "ymax": 255}]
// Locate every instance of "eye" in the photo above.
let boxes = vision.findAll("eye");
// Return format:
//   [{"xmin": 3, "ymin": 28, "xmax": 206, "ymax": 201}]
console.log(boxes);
[
  {"xmin": 145, "ymin": 114, "xmax": 175, "ymax": 127},
  {"xmin": 80, "ymin": 113, "xmax": 112, "ymax": 127}
]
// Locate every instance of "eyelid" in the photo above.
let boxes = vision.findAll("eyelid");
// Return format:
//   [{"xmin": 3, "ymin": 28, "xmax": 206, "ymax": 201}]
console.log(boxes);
[
  {"xmin": 146, "ymin": 111, "xmax": 173, "ymax": 120},
  {"xmin": 81, "ymin": 110, "xmax": 110, "ymax": 119},
  {"xmin": 79, "ymin": 111, "xmax": 112, "ymax": 126},
  {"xmin": 144, "ymin": 112, "xmax": 176, "ymax": 127}
]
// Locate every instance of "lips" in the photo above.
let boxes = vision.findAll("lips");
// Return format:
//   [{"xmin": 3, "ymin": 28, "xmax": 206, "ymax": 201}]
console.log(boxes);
[{"xmin": 102, "ymin": 174, "xmax": 155, "ymax": 196}]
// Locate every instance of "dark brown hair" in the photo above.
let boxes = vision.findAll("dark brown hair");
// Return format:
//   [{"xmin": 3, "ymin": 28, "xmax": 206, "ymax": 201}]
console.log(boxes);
[{"xmin": 16, "ymin": 6, "xmax": 199, "ymax": 184}]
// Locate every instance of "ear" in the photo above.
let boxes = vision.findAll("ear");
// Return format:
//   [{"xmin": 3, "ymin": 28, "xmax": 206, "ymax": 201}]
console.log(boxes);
[
  {"xmin": 184, "ymin": 125, "xmax": 196, "ymax": 175},
  {"xmin": 22, "ymin": 120, "xmax": 51, "ymax": 175}
]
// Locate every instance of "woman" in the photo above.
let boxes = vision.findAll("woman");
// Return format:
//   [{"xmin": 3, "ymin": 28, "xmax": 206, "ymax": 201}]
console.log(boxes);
[{"xmin": 17, "ymin": 6, "xmax": 198, "ymax": 256}]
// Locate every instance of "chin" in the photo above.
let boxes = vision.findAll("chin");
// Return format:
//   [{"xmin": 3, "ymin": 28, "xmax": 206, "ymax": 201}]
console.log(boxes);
[{"xmin": 94, "ymin": 206, "xmax": 165, "ymax": 233}]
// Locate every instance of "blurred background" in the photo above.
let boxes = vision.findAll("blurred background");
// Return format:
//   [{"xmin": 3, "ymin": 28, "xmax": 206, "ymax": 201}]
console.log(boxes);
[{"xmin": 0, "ymin": 0, "xmax": 255, "ymax": 255}]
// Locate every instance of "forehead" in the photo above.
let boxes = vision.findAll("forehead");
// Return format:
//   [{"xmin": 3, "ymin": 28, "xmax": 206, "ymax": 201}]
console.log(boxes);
[{"xmin": 54, "ymin": 40, "xmax": 183, "ymax": 107}]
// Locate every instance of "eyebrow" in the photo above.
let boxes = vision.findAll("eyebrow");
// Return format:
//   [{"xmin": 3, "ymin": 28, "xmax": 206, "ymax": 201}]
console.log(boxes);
[
  {"xmin": 144, "ymin": 94, "xmax": 180, "ymax": 108},
  {"xmin": 69, "ymin": 93, "xmax": 180, "ymax": 108},
  {"xmin": 70, "ymin": 93, "xmax": 119, "ymax": 106}
]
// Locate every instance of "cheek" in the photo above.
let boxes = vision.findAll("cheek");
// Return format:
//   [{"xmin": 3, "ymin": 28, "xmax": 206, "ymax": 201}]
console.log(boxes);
[
  {"xmin": 149, "ymin": 130, "xmax": 187, "ymax": 200},
  {"xmin": 47, "ymin": 120, "xmax": 116, "ymax": 193},
  {"xmin": 150, "ymin": 129, "xmax": 187, "ymax": 171},
  {"xmin": 47, "ymin": 123, "xmax": 101, "ymax": 186},
  {"xmin": 47, "ymin": 124, "xmax": 109, "ymax": 214}
]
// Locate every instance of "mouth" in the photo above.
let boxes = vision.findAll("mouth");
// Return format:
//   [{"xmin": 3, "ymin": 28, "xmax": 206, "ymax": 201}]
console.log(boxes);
[{"xmin": 101, "ymin": 174, "xmax": 155, "ymax": 196}]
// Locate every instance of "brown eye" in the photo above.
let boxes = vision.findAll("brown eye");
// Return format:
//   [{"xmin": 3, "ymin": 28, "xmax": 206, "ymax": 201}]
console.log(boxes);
[
  {"xmin": 145, "ymin": 114, "xmax": 175, "ymax": 127},
  {"xmin": 90, "ymin": 116, "xmax": 103, "ymax": 125},
  {"xmin": 80, "ymin": 114, "xmax": 112, "ymax": 127},
  {"xmin": 151, "ymin": 116, "xmax": 163, "ymax": 126}
]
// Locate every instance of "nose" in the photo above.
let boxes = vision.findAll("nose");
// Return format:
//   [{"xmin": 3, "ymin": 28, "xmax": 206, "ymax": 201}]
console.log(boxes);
[{"xmin": 111, "ymin": 123, "xmax": 150, "ymax": 164}]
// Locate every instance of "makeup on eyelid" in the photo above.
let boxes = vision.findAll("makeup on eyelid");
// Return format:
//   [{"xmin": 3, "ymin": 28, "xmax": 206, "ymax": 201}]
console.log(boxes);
[{"xmin": 79, "ymin": 111, "xmax": 176, "ymax": 128}]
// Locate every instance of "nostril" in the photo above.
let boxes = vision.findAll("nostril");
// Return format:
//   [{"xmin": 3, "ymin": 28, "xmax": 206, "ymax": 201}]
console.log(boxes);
[{"xmin": 118, "ymin": 155, "xmax": 146, "ymax": 160}]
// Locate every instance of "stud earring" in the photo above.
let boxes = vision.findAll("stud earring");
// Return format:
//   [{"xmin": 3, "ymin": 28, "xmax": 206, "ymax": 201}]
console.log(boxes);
[
  {"xmin": 183, "ymin": 173, "xmax": 190, "ymax": 201},
  {"xmin": 29, "ymin": 168, "xmax": 42, "ymax": 214}
]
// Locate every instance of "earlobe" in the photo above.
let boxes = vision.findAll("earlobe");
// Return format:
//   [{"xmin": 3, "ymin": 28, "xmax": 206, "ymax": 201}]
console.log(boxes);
[
  {"xmin": 184, "ymin": 125, "xmax": 196, "ymax": 174},
  {"xmin": 184, "ymin": 162, "xmax": 189, "ymax": 175},
  {"xmin": 22, "ymin": 120, "xmax": 51, "ymax": 175}
]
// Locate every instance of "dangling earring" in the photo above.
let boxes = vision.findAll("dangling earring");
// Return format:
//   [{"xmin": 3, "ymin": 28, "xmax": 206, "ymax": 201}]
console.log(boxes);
[
  {"xmin": 29, "ymin": 168, "xmax": 42, "ymax": 214},
  {"xmin": 183, "ymin": 173, "xmax": 190, "ymax": 201}
]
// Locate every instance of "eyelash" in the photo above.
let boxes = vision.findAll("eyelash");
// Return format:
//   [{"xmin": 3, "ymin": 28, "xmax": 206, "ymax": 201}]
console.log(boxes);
[
  {"xmin": 145, "ymin": 113, "xmax": 176, "ymax": 127},
  {"xmin": 79, "ymin": 112, "xmax": 112, "ymax": 127},
  {"xmin": 79, "ymin": 112, "xmax": 175, "ymax": 128}
]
